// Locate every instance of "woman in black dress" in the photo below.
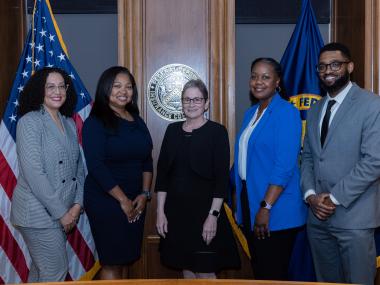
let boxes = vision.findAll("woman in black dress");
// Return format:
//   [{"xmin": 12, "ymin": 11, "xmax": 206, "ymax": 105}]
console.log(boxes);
[
  {"xmin": 155, "ymin": 79, "xmax": 240, "ymax": 278},
  {"xmin": 82, "ymin": 66, "xmax": 153, "ymax": 279}
]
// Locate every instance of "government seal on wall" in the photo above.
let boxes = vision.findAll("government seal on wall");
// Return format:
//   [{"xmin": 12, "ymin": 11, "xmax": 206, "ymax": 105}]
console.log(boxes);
[{"xmin": 147, "ymin": 63, "xmax": 201, "ymax": 121}]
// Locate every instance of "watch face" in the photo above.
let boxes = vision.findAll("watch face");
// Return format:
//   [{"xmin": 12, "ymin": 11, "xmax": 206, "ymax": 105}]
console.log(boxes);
[
  {"xmin": 210, "ymin": 210, "xmax": 220, "ymax": 217},
  {"xmin": 260, "ymin": 200, "xmax": 267, "ymax": 208}
]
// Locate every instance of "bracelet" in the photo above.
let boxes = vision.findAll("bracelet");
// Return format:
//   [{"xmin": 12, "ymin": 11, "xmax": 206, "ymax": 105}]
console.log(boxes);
[{"xmin": 142, "ymin": 190, "xmax": 152, "ymax": 201}]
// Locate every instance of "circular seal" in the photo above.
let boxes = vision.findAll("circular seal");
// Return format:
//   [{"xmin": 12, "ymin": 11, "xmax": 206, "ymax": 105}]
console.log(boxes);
[{"xmin": 147, "ymin": 63, "xmax": 201, "ymax": 121}]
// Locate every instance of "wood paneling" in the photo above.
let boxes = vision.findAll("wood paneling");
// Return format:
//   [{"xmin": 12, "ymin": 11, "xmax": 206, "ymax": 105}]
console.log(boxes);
[
  {"xmin": 364, "ymin": 0, "xmax": 380, "ymax": 94},
  {"xmin": 118, "ymin": 0, "xmax": 239, "ymax": 278},
  {"xmin": 331, "ymin": 0, "xmax": 365, "ymax": 87},
  {"xmin": 0, "ymin": 0, "xmax": 26, "ymax": 117},
  {"xmin": 333, "ymin": 1, "xmax": 380, "ymax": 283},
  {"xmin": 332, "ymin": 0, "xmax": 380, "ymax": 93}
]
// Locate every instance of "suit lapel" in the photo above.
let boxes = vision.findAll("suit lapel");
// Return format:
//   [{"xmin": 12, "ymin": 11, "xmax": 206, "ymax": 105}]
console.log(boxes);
[
  {"xmin": 41, "ymin": 108, "xmax": 75, "ymax": 158},
  {"xmin": 323, "ymin": 85, "xmax": 357, "ymax": 148},
  {"xmin": 248, "ymin": 94, "xmax": 280, "ymax": 144}
]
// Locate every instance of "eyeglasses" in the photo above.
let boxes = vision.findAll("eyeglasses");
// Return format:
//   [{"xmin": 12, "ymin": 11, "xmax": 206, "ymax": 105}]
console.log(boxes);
[
  {"xmin": 316, "ymin": 61, "xmax": 350, "ymax": 73},
  {"xmin": 45, "ymin": 84, "xmax": 69, "ymax": 93},
  {"xmin": 182, "ymin": 97, "xmax": 205, "ymax": 105}
]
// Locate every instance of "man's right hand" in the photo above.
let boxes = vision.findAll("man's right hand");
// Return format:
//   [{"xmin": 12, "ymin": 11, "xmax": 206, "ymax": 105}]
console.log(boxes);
[{"xmin": 307, "ymin": 193, "xmax": 336, "ymax": 220}]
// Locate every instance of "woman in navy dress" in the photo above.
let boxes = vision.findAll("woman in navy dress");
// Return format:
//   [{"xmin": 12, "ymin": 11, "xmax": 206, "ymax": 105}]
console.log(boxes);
[{"xmin": 82, "ymin": 66, "xmax": 153, "ymax": 279}]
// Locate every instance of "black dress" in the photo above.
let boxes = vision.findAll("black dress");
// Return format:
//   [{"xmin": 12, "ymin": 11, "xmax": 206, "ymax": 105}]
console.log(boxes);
[
  {"xmin": 82, "ymin": 115, "xmax": 153, "ymax": 265},
  {"xmin": 156, "ymin": 120, "xmax": 240, "ymax": 273}
]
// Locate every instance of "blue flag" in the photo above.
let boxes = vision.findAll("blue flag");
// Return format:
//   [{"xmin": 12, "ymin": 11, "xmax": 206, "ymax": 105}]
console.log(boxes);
[
  {"xmin": 280, "ymin": 0, "xmax": 324, "ymax": 137},
  {"xmin": 0, "ymin": 0, "xmax": 97, "ymax": 282},
  {"xmin": 280, "ymin": 0, "xmax": 323, "ymax": 281}
]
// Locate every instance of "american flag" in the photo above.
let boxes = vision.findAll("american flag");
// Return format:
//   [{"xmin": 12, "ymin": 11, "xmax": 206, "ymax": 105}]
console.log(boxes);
[{"xmin": 0, "ymin": 0, "xmax": 98, "ymax": 283}]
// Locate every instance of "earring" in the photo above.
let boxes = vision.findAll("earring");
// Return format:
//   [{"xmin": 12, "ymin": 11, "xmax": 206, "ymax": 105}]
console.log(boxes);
[{"xmin": 276, "ymin": 86, "xmax": 281, "ymax": 93}]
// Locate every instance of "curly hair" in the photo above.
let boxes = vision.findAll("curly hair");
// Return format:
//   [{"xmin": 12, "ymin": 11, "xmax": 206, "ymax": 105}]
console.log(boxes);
[
  {"xmin": 90, "ymin": 66, "xmax": 140, "ymax": 130},
  {"xmin": 18, "ymin": 67, "xmax": 77, "ymax": 117}
]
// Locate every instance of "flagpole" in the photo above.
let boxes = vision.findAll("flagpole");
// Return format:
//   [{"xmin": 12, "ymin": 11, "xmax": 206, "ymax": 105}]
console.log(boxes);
[
  {"xmin": 45, "ymin": 0, "xmax": 69, "ymax": 56},
  {"xmin": 31, "ymin": 0, "xmax": 37, "ymax": 73}
]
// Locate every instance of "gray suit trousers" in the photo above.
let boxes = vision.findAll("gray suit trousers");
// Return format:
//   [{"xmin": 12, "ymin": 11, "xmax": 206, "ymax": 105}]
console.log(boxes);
[
  {"xmin": 307, "ymin": 223, "xmax": 376, "ymax": 285},
  {"xmin": 16, "ymin": 226, "xmax": 68, "ymax": 282}
]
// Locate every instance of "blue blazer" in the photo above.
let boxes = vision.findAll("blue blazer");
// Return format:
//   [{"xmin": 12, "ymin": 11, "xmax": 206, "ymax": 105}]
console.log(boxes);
[{"xmin": 234, "ymin": 94, "xmax": 306, "ymax": 231}]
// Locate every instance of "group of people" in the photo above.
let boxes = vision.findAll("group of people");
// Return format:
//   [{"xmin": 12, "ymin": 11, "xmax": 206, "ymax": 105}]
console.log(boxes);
[{"xmin": 9, "ymin": 42, "xmax": 380, "ymax": 285}]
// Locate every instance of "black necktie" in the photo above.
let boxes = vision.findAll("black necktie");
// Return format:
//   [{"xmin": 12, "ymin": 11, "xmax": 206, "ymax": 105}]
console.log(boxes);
[{"xmin": 320, "ymin": 100, "xmax": 336, "ymax": 147}]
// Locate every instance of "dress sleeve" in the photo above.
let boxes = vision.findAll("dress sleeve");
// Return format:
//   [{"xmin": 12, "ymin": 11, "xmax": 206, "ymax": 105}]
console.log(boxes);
[
  {"xmin": 155, "ymin": 125, "xmax": 172, "ymax": 192},
  {"xmin": 16, "ymin": 115, "xmax": 67, "ymax": 219},
  {"xmin": 82, "ymin": 117, "xmax": 118, "ymax": 192},
  {"xmin": 268, "ymin": 106, "xmax": 302, "ymax": 187},
  {"xmin": 212, "ymin": 125, "xmax": 230, "ymax": 198}
]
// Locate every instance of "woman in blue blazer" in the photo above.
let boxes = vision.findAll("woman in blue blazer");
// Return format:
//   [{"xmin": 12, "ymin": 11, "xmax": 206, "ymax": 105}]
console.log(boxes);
[{"xmin": 234, "ymin": 58, "xmax": 306, "ymax": 280}]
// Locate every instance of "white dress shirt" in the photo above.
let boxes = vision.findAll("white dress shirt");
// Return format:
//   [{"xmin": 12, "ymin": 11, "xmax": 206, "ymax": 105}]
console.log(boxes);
[
  {"xmin": 238, "ymin": 107, "xmax": 267, "ymax": 180},
  {"xmin": 304, "ymin": 81, "xmax": 353, "ymax": 205}
]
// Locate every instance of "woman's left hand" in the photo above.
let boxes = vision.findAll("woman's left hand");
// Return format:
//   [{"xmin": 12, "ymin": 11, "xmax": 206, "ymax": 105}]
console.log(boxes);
[
  {"xmin": 132, "ymin": 194, "xmax": 147, "ymax": 222},
  {"xmin": 202, "ymin": 215, "xmax": 217, "ymax": 245},
  {"xmin": 68, "ymin": 204, "xmax": 82, "ymax": 224},
  {"xmin": 254, "ymin": 208, "xmax": 270, "ymax": 239}
]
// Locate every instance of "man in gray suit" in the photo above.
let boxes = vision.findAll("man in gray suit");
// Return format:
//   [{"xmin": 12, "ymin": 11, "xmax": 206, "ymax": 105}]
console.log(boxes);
[{"xmin": 301, "ymin": 42, "xmax": 380, "ymax": 285}]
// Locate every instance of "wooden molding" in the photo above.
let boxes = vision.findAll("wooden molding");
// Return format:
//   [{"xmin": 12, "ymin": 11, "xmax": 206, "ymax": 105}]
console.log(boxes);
[
  {"xmin": 117, "ymin": 0, "xmax": 239, "ymax": 278},
  {"xmin": 118, "ymin": 0, "xmax": 146, "ymax": 117},
  {"xmin": 332, "ymin": 0, "xmax": 380, "ymax": 94},
  {"xmin": 0, "ymin": 0, "xmax": 26, "ymax": 117},
  {"xmin": 209, "ymin": 0, "xmax": 236, "ymax": 156}
]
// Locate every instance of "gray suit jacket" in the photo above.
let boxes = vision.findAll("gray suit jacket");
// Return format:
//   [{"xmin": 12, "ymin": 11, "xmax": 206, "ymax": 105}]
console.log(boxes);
[
  {"xmin": 11, "ymin": 108, "xmax": 84, "ymax": 228},
  {"xmin": 301, "ymin": 83, "xmax": 380, "ymax": 229}
]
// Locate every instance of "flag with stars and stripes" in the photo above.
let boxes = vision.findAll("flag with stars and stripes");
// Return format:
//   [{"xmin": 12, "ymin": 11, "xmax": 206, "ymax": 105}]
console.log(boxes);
[{"xmin": 0, "ymin": 0, "xmax": 99, "ymax": 283}]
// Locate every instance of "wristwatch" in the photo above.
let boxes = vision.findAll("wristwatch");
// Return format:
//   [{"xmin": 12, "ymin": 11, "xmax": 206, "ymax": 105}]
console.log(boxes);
[
  {"xmin": 209, "ymin": 210, "xmax": 220, "ymax": 218},
  {"xmin": 142, "ymin": 190, "xmax": 152, "ymax": 201},
  {"xmin": 260, "ymin": 200, "xmax": 272, "ymax": 210}
]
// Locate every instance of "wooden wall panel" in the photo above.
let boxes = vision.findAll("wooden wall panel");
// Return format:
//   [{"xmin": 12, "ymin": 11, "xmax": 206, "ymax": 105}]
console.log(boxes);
[
  {"xmin": 331, "ymin": 0, "xmax": 365, "ymax": 87},
  {"xmin": 0, "ymin": 0, "xmax": 26, "ymax": 117},
  {"xmin": 332, "ymin": 0, "xmax": 380, "ymax": 94},
  {"xmin": 118, "ymin": 0, "xmax": 241, "ymax": 278},
  {"xmin": 333, "ymin": 1, "xmax": 380, "ymax": 283},
  {"xmin": 209, "ymin": 0, "xmax": 236, "ymax": 151}
]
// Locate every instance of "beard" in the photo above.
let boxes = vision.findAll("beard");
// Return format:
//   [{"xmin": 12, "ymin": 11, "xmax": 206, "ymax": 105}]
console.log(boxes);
[{"xmin": 320, "ymin": 70, "xmax": 350, "ymax": 94}]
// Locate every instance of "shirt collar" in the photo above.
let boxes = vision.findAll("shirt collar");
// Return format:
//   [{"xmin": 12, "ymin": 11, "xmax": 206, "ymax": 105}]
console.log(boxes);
[{"xmin": 327, "ymin": 81, "xmax": 352, "ymax": 105}]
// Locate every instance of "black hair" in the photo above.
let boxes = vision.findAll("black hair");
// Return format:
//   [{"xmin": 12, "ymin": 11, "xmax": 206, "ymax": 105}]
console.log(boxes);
[
  {"xmin": 319, "ymin": 42, "xmax": 352, "ymax": 61},
  {"xmin": 250, "ymin": 57, "xmax": 287, "ymax": 100},
  {"xmin": 18, "ymin": 67, "xmax": 77, "ymax": 117},
  {"xmin": 90, "ymin": 66, "xmax": 139, "ymax": 130},
  {"xmin": 181, "ymin": 79, "xmax": 209, "ymax": 101}
]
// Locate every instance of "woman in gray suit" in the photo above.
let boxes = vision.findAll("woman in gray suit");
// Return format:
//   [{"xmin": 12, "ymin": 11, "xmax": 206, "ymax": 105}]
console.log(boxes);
[{"xmin": 10, "ymin": 67, "xmax": 84, "ymax": 282}]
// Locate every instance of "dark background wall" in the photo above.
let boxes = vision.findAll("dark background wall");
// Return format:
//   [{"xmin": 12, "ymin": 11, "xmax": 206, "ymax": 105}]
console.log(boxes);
[
  {"xmin": 25, "ymin": 12, "xmax": 118, "ymax": 97},
  {"xmin": 52, "ymin": 14, "xmax": 118, "ymax": 97}
]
